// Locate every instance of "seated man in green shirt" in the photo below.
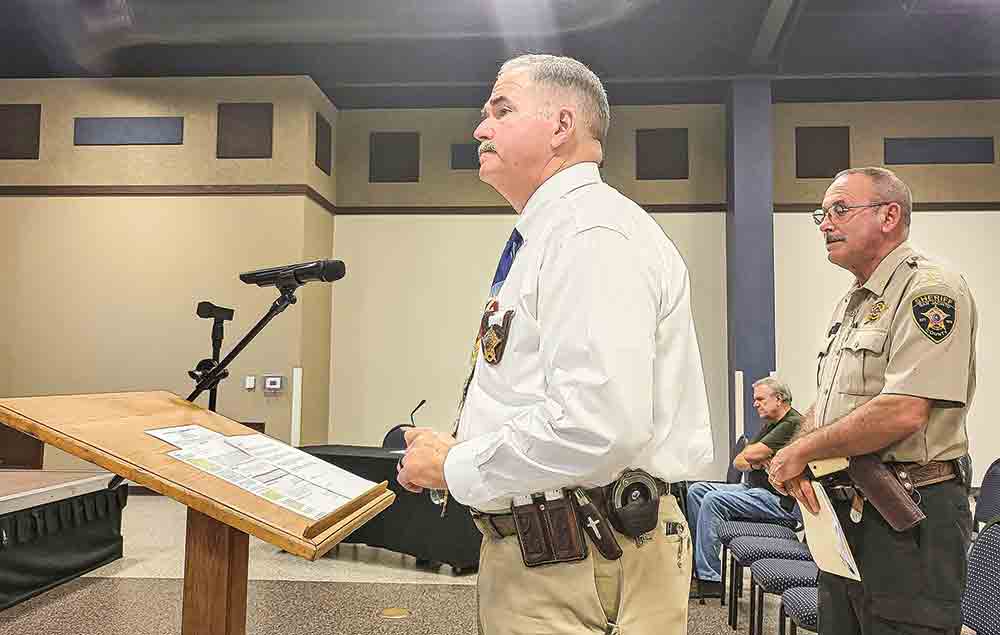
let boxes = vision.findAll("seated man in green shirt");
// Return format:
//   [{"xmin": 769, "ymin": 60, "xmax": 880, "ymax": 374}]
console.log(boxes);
[{"xmin": 686, "ymin": 377, "xmax": 802, "ymax": 597}]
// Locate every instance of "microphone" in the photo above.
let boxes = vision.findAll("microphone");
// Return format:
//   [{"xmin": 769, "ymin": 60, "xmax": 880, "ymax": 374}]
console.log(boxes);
[
  {"xmin": 410, "ymin": 399, "xmax": 427, "ymax": 426},
  {"xmin": 239, "ymin": 259, "xmax": 346, "ymax": 288}
]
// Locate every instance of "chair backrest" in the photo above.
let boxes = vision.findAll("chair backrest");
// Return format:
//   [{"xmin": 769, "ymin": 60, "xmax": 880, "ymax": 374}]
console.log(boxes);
[
  {"xmin": 382, "ymin": 423, "xmax": 414, "ymax": 450},
  {"xmin": 962, "ymin": 517, "xmax": 1000, "ymax": 633},
  {"xmin": 726, "ymin": 435, "xmax": 749, "ymax": 484},
  {"xmin": 975, "ymin": 457, "xmax": 1000, "ymax": 526}
]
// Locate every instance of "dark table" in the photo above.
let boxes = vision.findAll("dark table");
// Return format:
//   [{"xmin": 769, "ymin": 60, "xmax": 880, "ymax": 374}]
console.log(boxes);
[{"xmin": 302, "ymin": 445, "xmax": 482, "ymax": 573}]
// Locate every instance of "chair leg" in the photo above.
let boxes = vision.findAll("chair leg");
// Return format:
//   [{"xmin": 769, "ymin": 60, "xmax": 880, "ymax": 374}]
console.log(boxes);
[
  {"xmin": 729, "ymin": 562, "xmax": 738, "ymax": 629},
  {"xmin": 790, "ymin": 621, "xmax": 797, "ymax": 635},
  {"xmin": 748, "ymin": 574, "xmax": 756, "ymax": 635},
  {"xmin": 721, "ymin": 544, "xmax": 728, "ymax": 606},
  {"xmin": 779, "ymin": 603, "xmax": 786, "ymax": 635},
  {"xmin": 731, "ymin": 563, "xmax": 743, "ymax": 631},
  {"xmin": 727, "ymin": 564, "xmax": 734, "ymax": 628},
  {"xmin": 755, "ymin": 588, "xmax": 765, "ymax": 635}
]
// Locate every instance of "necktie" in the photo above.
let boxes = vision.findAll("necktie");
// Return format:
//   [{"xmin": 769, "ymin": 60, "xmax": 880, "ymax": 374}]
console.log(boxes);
[
  {"xmin": 441, "ymin": 228, "xmax": 525, "ymax": 515},
  {"xmin": 455, "ymin": 226, "xmax": 524, "ymax": 428},
  {"xmin": 489, "ymin": 228, "xmax": 524, "ymax": 298}
]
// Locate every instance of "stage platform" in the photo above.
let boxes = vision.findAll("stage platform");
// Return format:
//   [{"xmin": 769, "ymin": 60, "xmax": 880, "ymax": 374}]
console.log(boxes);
[{"xmin": 0, "ymin": 470, "xmax": 127, "ymax": 611}]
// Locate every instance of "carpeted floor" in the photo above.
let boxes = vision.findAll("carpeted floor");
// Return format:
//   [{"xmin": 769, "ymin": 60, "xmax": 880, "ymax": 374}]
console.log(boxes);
[{"xmin": 0, "ymin": 576, "xmax": 786, "ymax": 635}]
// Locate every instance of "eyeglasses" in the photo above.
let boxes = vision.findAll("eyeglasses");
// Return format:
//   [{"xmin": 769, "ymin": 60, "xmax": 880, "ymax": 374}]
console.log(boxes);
[{"xmin": 812, "ymin": 202, "xmax": 891, "ymax": 226}]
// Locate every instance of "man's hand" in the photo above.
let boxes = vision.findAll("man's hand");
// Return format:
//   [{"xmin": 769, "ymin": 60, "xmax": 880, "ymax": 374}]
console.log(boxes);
[
  {"xmin": 781, "ymin": 473, "xmax": 820, "ymax": 515},
  {"xmin": 732, "ymin": 454, "xmax": 752, "ymax": 472},
  {"xmin": 396, "ymin": 428, "xmax": 456, "ymax": 494},
  {"xmin": 768, "ymin": 443, "xmax": 820, "ymax": 514},
  {"xmin": 767, "ymin": 443, "xmax": 808, "ymax": 486}
]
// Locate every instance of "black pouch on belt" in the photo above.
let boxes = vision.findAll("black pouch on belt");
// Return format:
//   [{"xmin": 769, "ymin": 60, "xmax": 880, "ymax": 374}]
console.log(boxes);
[
  {"xmin": 511, "ymin": 491, "xmax": 588, "ymax": 567},
  {"xmin": 608, "ymin": 469, "xmax": 660, "ymax": 538}
]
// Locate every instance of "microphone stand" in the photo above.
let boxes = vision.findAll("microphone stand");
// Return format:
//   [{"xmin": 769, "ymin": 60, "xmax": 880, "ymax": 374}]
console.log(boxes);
[
  {"xmin": 191, "ymin": 302, "xmax": 234, "ymax": 413},
  {"xmin": 188, "ymin": 280, "xmax": 301, "ymax": 405},
  {"xmin": 110, "ymin": 278, "xmax": 305, "ymax": 492},
  {"xmin": 208, "ymin": 316, "xmax": 224, "ymax": 412}
]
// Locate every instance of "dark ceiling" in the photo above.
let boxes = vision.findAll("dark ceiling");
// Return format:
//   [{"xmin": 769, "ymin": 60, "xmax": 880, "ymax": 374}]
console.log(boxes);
[{"xmin": 2, "ymin": 0, "xmax": 1000, "ymax": 108}]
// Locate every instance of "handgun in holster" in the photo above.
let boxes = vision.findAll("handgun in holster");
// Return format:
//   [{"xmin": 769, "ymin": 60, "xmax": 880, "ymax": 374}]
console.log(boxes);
[{"xmin": 809, "ymin": 455, "xmax": 926, "ymax": 532}]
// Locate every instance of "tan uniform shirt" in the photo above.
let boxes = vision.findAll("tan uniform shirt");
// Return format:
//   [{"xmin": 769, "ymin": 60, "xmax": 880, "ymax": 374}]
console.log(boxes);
[{"xmin": 814, "ymin": 241, "xmax": 977, "ymax": 463}]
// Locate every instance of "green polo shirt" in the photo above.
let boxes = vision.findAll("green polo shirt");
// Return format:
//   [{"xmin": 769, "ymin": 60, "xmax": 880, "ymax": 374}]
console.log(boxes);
[{"xmin": 745, "ymin": 407, "xmax": 802, "ymax": 494}]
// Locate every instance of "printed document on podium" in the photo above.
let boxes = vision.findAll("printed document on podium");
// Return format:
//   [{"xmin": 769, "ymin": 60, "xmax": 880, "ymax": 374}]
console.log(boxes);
[{"xmin": 148, "ymin": 425, "xmax": 377, "ymax": 521}]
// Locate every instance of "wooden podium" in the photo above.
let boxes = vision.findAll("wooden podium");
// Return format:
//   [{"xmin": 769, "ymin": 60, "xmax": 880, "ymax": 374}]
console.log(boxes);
[{"xmin": 0, "ymin": 391, "xmax": 395, "ymax": 635}]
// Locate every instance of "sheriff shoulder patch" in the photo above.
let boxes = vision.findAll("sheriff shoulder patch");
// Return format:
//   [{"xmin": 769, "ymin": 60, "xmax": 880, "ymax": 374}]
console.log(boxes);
[{"xmin": 911, "ymin": 293, "xmax": 957, "ymax": 343}]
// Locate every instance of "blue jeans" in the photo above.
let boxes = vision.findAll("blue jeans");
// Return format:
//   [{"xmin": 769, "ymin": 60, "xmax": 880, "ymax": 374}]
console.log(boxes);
[{"xmin": 685, "ymin": 481, "xmax": 801, "ymax": 582}]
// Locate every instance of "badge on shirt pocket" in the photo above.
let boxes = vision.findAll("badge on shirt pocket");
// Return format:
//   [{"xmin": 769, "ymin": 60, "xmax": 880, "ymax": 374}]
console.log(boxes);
[
  {"xmin": 480, "ymin": 308, "xmax": 515, "ymax": 365},
  {"xmin": 864, "ymin": 300, "xmax": 887, "ymax": 325}
]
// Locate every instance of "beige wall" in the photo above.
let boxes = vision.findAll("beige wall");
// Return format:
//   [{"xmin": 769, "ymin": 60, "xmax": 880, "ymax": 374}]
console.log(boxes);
[
  {"xmin": 775, "ymin": 100, "xmax": 1000, "ymax": 204},
  {"xmin": 335, "ymin": 105, "xmax": 727, "ymax": 207},
  {"xmin": 775, "ymin": 211, "xmax": 997, "ymax": 484},
  {"xmin": 603, "ymin": 105, "xmax": 726, "ymax": 205},
  {"xmin": 0, "ymin": 221, "xmax": 12, "ymax": 398},
  {"xmin": 0, "ymin": 196, "xmax": 333, "ymax": 469},
  {"xmin": 303, "ymin": 82, "xmax": 338, "ymax": 203},
  {"xmin": 335, "ymin": 108, "xmax": 507, "ymax": 207},
  {"xmin": 298, "ymin": 199, "xmax": 335, "ymax": 446},
  {"xmin": 329, "ymin": 212, "xmax": 731, "ymax": 479},
  {"xmin": 0, "ymin": 76, "xmax": 331, "ymax": 188},
  {"xmin": 0, "ymin": 75, "xmax": 338, "ymax": 468}
]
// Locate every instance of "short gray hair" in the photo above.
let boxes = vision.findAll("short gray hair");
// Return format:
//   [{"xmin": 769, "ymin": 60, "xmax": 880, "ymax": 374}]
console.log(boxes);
[
  {"xmin": 498, "ymin": 54, "xmax": 610, "ymax": 146},
  {"xmin": 834, "ymin": 166, "xmax": 913, "ymax": 229},
  {"xmin": 752, "ymin": 376, "xmax": 792, "ymax": 405}
]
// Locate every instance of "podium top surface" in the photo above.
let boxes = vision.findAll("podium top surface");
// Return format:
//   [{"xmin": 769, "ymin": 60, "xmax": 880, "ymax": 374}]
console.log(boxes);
[{"xmin": 0, "ymin": 391, "xmax": 392, "ymax": 560}]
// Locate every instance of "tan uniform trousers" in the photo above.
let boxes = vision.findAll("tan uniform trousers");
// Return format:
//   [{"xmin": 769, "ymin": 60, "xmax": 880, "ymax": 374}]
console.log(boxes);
[{"xmin": 477, "ymin": 494, "xmax": 691, "ymax": 635}]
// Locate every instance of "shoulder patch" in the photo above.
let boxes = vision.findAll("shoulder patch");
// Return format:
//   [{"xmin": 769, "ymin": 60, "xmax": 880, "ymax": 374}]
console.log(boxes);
[{"xmin": 911, "ymin": 293, "xmax": 957, "ymax": 343}]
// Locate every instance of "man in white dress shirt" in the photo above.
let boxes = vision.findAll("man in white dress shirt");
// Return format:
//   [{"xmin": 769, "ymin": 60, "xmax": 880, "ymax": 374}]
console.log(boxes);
[{"xmin": 397, "ymin": 54, "xmax": 713, "ymax": 635}]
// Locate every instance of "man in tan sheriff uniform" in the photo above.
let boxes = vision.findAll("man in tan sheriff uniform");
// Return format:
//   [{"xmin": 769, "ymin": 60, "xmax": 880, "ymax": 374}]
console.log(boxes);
[{"xmin": 768, "ymin": 166, "xmax": 976, "ymax": 635}]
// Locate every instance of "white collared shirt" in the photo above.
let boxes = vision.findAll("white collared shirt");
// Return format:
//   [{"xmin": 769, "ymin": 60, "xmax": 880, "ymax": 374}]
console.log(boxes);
[{"xmin": 444, "ymin": 163, "xmax": 714, "ymax": 511}]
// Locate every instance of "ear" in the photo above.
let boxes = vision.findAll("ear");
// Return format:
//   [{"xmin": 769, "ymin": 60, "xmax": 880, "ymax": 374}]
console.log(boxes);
[
  {"xmin": 551, "ymin": 106, "xmax": 576, "ymax": 150},
  {"xmin": 880, "ymin": 201, "xmax": 904, "ymax": 234}
]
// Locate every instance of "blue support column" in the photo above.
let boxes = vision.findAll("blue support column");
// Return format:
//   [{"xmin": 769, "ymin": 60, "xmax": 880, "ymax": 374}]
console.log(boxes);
[{"xmin": 726, "ymin": 79, "xmax": 775, "ymax": 449}]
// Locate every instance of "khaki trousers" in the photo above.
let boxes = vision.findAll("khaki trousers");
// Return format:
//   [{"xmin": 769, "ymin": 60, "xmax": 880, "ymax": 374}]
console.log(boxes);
[{"xmin": 477, "ymin": 494, "xmax": 691, "ymax": 635}]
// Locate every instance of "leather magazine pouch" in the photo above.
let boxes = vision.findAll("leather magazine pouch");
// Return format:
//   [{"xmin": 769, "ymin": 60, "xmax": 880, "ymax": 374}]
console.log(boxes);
[
  {"xmin": 511, "ymin": 494, "xmax": 588, "ymax": 567},
  {"xmin": 847, "ymin": 454, "xmax": 926, "ymax": 532}
]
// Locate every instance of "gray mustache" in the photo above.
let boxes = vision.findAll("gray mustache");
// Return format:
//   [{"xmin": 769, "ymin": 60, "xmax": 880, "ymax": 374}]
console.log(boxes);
[{"xmin": 478, "ymin": 141, "xmax": 497, "ymax": 156}]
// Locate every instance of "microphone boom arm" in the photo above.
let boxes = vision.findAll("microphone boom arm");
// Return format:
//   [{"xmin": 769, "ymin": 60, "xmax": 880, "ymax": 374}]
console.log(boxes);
[{"xmin": 187, "ymin": 285, "xmax": 298, "ymax": 403}]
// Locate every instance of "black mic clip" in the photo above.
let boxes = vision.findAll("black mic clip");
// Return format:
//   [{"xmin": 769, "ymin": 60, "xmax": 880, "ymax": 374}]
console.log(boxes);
[
  {"xmin": 275, "ymin": 274, "xmax": 305, "ymax": 299},
  {"xmin": 197, "ymin": 301, "xmax": 235, "ymax": 352},
  {"xmin": 196, "ymin": 301, "xmax": 234, "ymax": 322}
]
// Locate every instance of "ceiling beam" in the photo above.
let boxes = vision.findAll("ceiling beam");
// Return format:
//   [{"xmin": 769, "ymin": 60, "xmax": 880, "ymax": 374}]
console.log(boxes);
[{"xmin": 749, "ymin": 0, "xmax": 801, "ymax": 66}]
